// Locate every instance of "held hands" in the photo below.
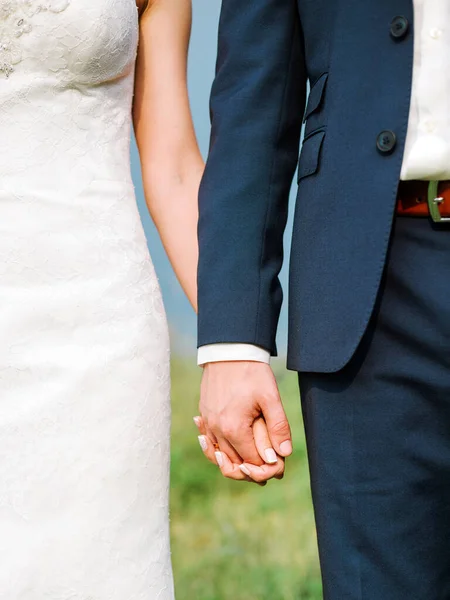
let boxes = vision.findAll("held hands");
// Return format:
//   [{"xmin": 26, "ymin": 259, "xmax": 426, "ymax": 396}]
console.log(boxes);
[{"xmin": 194, "ymin": 361, "xmax": 293, "ymax": 485}]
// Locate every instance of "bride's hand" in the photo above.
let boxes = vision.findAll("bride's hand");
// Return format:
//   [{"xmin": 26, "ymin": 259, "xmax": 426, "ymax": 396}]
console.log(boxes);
[{"xmin": 194, "ymin": 416, "xmax": 285, "ymax": 485}]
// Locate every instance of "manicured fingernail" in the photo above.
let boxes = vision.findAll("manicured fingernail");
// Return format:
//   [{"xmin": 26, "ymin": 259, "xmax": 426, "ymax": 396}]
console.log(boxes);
[
  {"xmin": 239, "ymin": 464, "xmax": 251, "ymax": 476},
  {"xmin": 198, "ymin": 435, "xmax": 208, "ymax": 451},
  {"xmin": 193, "ymin": 416, "xmax": 201, "ymax": 428},
  {"xmin": 215, "ymin": 451, "xmax": 224, "ymax": 468},
  {"xmin": 280, "ymin": 440, "xmax": 293, "ymax": 456},
  {"xmin": 264, "ymin": 448, "xmax": 278, "ymax": 464}
]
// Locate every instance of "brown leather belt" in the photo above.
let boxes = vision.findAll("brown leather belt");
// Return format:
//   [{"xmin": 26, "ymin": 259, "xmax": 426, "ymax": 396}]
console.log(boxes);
[{"xmin": 397, "ymin": 180, "xmax": 450, "ymax": 222}]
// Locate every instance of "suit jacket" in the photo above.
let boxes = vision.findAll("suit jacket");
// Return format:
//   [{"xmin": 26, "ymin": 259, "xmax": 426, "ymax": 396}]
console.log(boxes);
[{"xmin": 197, "ymin": 0, "xmax": 414, "ymax": 373}]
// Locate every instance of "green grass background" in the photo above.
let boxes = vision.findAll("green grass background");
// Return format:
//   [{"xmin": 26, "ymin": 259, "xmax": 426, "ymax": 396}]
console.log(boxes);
[{"xmin": 170, "ymin": 359, "xmax": 322, "ymax": 600}]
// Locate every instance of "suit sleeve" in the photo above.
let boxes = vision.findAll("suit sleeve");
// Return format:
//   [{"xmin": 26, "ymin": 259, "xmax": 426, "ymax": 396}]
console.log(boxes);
[{"xmin": 197, "ymin": 0, "xmax": 307, "ymax": 356}]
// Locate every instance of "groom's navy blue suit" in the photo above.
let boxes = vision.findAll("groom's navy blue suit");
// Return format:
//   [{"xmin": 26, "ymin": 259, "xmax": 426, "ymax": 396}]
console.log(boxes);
[{"xmin": 198, "ymin": 1, "xmax": 450, "ymax": 598}]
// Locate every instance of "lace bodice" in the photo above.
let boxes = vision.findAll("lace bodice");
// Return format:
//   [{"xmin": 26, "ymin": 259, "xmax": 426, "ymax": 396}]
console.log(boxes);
[
  {"xmin": 0, "ymin": 1, "xmax": 71, "ymax": 78},
  {"xmin": 0, "ymin": 0, "xmax": 139, "ymax": 194}
]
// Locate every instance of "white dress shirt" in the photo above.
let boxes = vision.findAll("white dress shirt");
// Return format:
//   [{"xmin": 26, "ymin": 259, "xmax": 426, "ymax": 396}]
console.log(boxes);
[{"xmin": 198, "ymin": 0, "xmax": 450, "ymax": 366}]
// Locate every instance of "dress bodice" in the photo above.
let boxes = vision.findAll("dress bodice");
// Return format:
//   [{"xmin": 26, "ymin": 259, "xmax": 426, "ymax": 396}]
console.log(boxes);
[{"xmin": 0, "ymin": 0, "xmax": 139, "ymax": 194}]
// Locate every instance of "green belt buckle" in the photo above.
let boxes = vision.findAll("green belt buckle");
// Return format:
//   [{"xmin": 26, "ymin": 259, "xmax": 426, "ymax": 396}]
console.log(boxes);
[{"xmin": 428, "ymin": 180, "xmax": 450, "ymax": 223}]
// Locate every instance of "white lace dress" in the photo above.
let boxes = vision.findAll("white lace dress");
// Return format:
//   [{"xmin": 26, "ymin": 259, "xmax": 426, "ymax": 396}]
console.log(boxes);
[{"xmin": 0, "ymin": 1, "xmax": 174, "ymax": 598}]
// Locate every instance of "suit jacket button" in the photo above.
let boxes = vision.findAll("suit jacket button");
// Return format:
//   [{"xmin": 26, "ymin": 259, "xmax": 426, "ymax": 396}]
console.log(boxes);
[
  {"xmin": 377, "ymin": 130, "xmax": 397, "ymax": 154},
  {"xmin": 390, "ymin": 16, "xmax": 409, "ymax": 39}
]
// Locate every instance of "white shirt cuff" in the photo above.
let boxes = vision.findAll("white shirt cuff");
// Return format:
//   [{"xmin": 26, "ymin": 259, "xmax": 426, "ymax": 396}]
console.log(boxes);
[{"xmin": 197, "ymin": 343, "xmax": 271, "ymax": 367}]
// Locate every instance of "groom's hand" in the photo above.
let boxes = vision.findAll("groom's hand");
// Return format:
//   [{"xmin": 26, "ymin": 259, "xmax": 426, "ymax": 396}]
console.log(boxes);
[{"xmin": 198, "ymin": 361, "xmax": 293, "ymax": 483}]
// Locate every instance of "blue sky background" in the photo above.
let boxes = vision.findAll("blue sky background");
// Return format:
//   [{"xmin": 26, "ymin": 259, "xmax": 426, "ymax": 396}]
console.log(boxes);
[{"xmin": 131, "ymin": 1, "xmax": 299, "ymax": 355}]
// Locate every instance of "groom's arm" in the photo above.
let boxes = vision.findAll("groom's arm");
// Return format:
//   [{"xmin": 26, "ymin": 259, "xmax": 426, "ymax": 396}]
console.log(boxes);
[
  {"xmin": 196, "ymin": 1, "xmax": 307, "ymax": 483},
  {"xmin": 197, "ymin": 0, "xmax": 307, "ymax": 354}
]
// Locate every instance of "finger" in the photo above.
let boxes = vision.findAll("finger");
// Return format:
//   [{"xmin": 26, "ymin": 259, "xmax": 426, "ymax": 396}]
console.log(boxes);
[
  {"xmin": 207, "ymin": 417, "xmax": 263, "ymax": 466},
  {"xmin": 214, "ymin": 433, "xmax": 245, "ymax": 465},
  {"xmin": 197, "ymin": 434, "xmax": 220, "ymax": 465},
  {"xmin": 197, "ymin": 422, "xmax": 239, "ymax": 470},
  {"xmin": 253, "ymin": 417, "xmax": 278, "ymax": 465},
  {"xmin": 214, "ymin": 450, "xmax": 248, "ymax": 481},
  {"xmin": 195, "ymin": 416, "xmax": 222, "ymax": 455},
  {"xmin": 193, "ymin": 416, "xmax": 204, "ymax": 434},
  {"xmin": 194, "ymin": 415, "xmax": 211, "ymax": 439},
  {"xmin": 216, "ymin": 451, "xmax": 266, "ymax": 486},
  {"xmin": 260, "ymin": 395, "xmax": 293, "ymax": 458},
  {"xmin": 195, "ymin": 417, "xmax": 274, "ymax": 483},
  {"xmin": 198, "ymin": 420, "xmax": 266, "ymax": 486},
  {"xmin": 223, "ymin": 423, "xmax": 264, "ymax": 467},
  {"xmin": 239, "ymin": 458, "xmax": 285, "ymax": 484},
  {"xmin": 239, "ymin": 461, "xmax": 285, "ymax": 483},
  {"xmin": 196, "ymin": 417, "xmax": 255, "ymax": 477},
  {"xmin": 198, "ymin": 425, "xmax": 225, "ymax": 466},
  {"xmin": 202, "ymin": 421, "xmax": 262, "ymax": 468},
  {"xmin": 199, "ymin": 416, "xmax": 266, "ymax": 464}
]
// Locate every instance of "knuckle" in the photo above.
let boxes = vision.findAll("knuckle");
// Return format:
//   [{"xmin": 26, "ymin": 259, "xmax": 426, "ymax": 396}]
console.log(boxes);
[
  {"xmin": 260, "ymin": 388, "xmax": 280, "ymax": 405},
  {"xmin": 270, "ymin": 419, "xmax": 290, "ymax": 436},
  {"xmin": 277, "ymin": 464, "xmax": 286, "ymax": 476},
  {"xmin": 222, "ymin": 426, "xmax": 239, "ymax": 441},
  {"xmin": 258, "ymin": 396, "xmax": 271, "ymax": 410},
  {"xmin": 220, "ymin": 424, "xmax": 233, "ymax": 439},
  {"xmin": 207, "ymin": 417, "xmax": 219, "ymax": 432},
  {"xmin": 219, "ymin": 418, "xmax": 238, "ymax": 440}
]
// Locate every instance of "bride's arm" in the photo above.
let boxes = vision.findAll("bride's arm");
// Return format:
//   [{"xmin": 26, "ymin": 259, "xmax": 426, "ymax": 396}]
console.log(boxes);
[{"xmin": 133, "ymin": 0, "xmax": 203, "ymax": 312}]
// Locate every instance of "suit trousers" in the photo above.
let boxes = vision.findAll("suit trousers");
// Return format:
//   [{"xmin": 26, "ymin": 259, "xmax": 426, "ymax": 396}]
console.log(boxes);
[{"xmin": 299, "ymin": 216, "xmax": 450, "ymax": 600}]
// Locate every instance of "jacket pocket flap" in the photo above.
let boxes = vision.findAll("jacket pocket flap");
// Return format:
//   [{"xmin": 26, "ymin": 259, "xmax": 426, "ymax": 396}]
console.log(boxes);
[
  {"xmin": 297, "ymin": 129, "xmax": 326, "ymax": 182},
  {"xmin": 303, "ymin": 73, "xmax": 329, "ymax": 123}
]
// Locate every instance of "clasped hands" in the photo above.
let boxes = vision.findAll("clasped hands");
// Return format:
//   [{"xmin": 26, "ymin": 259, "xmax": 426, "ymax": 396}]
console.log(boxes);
[{"xmin": 194, "ymin": 361, "xmax": 292, "ymax": 485}]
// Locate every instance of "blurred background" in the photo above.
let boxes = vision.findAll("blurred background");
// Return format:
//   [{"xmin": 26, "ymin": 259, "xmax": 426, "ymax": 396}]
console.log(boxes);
[{"xmin": 131, "ymin": 2, "xmax": 321, "ymax": 598}]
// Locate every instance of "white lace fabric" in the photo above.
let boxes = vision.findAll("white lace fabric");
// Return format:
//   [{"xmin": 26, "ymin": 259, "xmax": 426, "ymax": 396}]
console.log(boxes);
[{"xmin": 0, "ymin": 2, "xmax": 174, "ymax": 598}]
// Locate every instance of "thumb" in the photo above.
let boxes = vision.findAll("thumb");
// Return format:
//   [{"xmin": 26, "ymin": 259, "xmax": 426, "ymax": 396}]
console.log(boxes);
[
  {"xmin": 260, "ymin": 394, "xmax": 293, "ymax": 457},
  {"xmin": 253, "ymin": 417, "xmax": 278, "ymax": 464}
]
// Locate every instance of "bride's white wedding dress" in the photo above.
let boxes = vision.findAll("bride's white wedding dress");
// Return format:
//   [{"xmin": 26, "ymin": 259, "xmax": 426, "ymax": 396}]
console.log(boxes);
[{"xmin": 0, "ymin": 1, "xmax": 174, "ymax": 598}]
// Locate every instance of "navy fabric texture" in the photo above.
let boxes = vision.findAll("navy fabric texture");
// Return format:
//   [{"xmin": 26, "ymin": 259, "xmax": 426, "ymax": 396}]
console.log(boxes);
[
  {"xmin": 299, "ymin": 217, "xmax": 450, "ymax": 599},
  {"xmin": 197, "ymin": 0, "xmax": 415, "ymax": 372}
]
